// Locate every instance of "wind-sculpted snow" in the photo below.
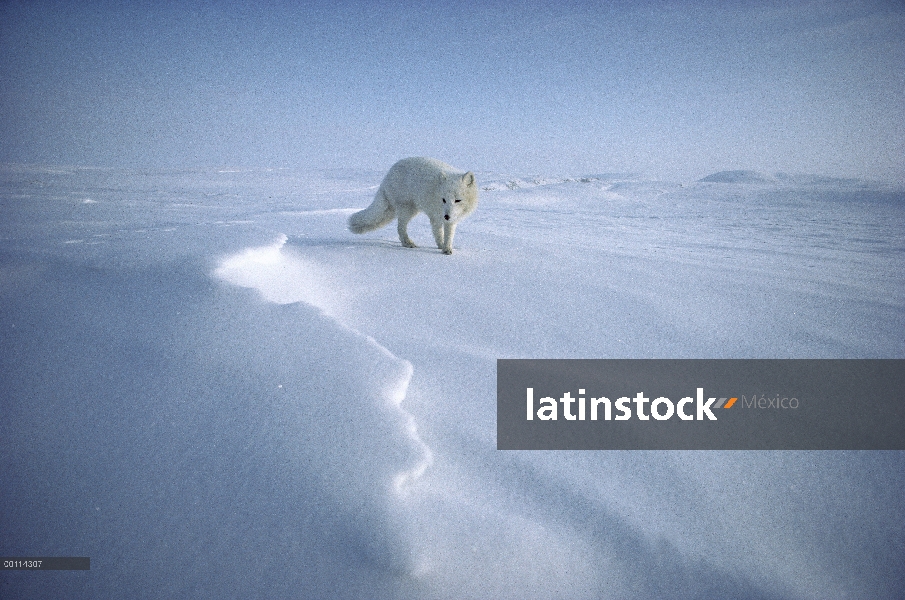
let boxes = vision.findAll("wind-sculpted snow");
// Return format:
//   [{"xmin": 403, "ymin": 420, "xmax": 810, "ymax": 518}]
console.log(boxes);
[
  {"xmin": 2, "ymin": 165, "xmax": 904, "ymax": 599},
  {"xmin": 214, "ymin": 233, "xmax": 433, "ymax": 502}
]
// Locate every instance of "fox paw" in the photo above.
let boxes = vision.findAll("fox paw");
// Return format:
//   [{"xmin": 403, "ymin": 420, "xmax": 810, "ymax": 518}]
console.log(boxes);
[
  {"xmin": 442, "ymin": 248, "xmax": 453, "ymax": 255},
  {"xmin": 401, "ymin": 240, "xmax": 417, "ymax": 248}
]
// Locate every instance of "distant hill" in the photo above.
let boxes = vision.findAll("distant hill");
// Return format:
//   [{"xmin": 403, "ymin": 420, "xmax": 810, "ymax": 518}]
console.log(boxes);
[{"xmin": 698, "ymin": 170, "xmax": 775, "ymax": 183}]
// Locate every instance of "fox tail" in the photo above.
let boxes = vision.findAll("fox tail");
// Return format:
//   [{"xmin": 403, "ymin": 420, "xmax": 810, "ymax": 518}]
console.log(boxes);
[{"xmin": 349, "ymin": 190, "xmax": 395, "ymax": 234}]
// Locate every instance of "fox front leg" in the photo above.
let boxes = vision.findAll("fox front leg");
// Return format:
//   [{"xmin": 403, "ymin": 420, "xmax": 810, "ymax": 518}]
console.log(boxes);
[
  {"xmin": 430, "ymin": 218, "xmax": 445, "ymax": 250},
  {"xmin": 441, "ymin": 221, "xmax": 456, "ymax": 255}
]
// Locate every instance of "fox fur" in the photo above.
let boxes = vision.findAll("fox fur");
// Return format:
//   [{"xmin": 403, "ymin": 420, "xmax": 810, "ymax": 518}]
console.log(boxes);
[{"xmin": 348, "ymin": 157, "xmax": 478, "ymax": 254}]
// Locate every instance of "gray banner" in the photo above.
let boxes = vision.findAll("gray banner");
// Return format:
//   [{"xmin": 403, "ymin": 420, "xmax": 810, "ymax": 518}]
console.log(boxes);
[{"xmin": 497, "ymin": 360, "xmax": 905, "ymax": 450}]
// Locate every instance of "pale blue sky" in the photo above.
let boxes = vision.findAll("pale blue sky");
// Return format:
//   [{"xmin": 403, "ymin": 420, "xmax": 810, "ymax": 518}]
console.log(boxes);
[{"xmin": 2, "ymin": 0, "xmax": 903, "ymax": 180}]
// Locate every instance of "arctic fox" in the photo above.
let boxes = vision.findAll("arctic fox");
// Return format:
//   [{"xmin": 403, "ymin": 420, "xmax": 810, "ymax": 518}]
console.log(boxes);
[{"xmin": 348, "ymin": 157, "xmax": 478, "ymax": 254}]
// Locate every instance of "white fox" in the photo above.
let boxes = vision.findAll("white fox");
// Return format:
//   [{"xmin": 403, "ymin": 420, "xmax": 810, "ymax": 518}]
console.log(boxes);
[{"xmin": 348, "ymin": 157, "xmax": 478, "ymax": 254}]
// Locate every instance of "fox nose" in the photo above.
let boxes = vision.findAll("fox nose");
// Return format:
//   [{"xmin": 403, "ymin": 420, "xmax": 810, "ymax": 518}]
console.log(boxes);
[{"xmin": 444, "ymin": 215, "xmax": 450, "ymax": 220}]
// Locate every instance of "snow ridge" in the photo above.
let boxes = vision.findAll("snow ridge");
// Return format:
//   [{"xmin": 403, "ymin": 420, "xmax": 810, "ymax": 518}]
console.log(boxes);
[{"xmin": 214, "ymin": 235, "xmax": 433, "ymax": 499}]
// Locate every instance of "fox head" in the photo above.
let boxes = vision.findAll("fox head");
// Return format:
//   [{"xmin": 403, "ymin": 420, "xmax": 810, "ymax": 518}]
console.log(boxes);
[{"xmin": 438, "ymin": 171, "xmax": 478, "ymax": 223}]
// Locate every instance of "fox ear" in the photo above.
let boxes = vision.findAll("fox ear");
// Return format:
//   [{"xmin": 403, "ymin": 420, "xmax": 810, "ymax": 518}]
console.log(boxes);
[{"xmin": 462, "ymin": 172, "xmax": 475, "ymax": 187}]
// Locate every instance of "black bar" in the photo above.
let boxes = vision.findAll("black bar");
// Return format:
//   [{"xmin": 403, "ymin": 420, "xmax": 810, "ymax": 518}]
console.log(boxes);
[{"xmin": 1, "ymin": 557, "xmax": 90, "ymax": 570}]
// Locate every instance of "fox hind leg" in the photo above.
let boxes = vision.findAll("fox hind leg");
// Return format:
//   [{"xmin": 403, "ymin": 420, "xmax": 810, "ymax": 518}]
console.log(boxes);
[{"xmin": 396, "ymin": 205, "xmax": 418, "ymax": 248}]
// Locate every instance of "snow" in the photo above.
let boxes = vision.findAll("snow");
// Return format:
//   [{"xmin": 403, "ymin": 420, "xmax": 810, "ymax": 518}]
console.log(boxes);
[{"xmin": 1, "ymin": 164, "xmax": 903, "ymax": 599}]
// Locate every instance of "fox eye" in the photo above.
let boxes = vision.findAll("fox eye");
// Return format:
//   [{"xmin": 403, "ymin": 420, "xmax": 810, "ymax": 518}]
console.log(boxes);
[
  {"xmin": 442, "ymin": 198, "xmax": 446, "ymax": 203},
  {"xmin": 454, "ymin": 199, "xmax": 461, "ymax": 203}
]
